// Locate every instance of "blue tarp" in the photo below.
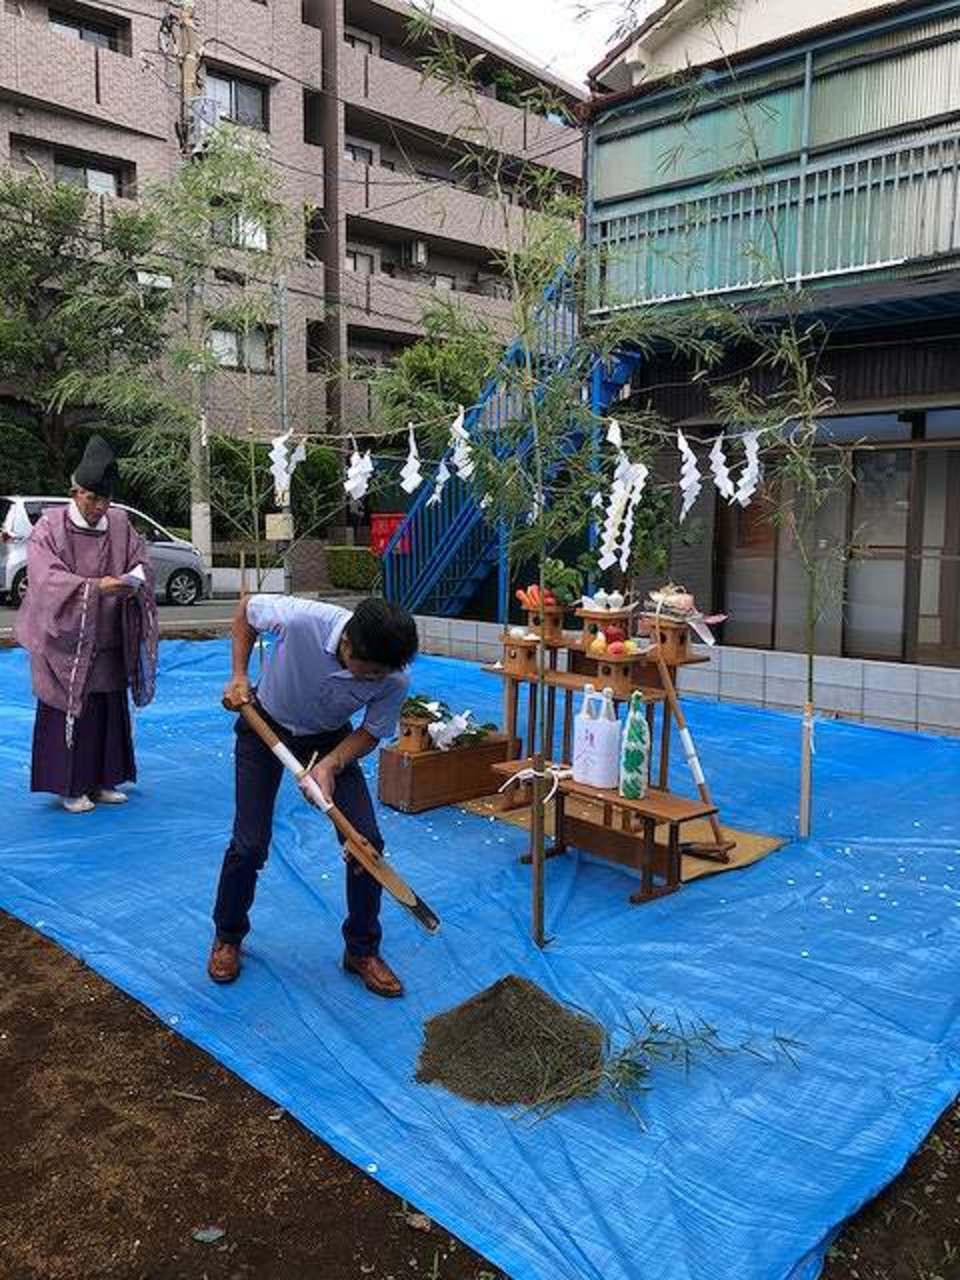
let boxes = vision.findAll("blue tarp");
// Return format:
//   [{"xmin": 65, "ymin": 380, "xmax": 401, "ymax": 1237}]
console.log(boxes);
[{"xmin": 1, "ymin": 639, "xmax": 959, "ymax": 1280}]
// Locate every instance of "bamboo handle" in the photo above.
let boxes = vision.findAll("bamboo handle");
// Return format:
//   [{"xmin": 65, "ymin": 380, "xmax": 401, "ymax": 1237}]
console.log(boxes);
[{"xmin": 236, "ymin": 703, "xmax": 441, "ymax": 933}]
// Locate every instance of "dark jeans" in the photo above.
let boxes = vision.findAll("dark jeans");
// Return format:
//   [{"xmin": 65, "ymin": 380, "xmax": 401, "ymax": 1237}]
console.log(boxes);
[{"xmin": 212, "ymin": 712, "xmax": 384, "ymax": 957}]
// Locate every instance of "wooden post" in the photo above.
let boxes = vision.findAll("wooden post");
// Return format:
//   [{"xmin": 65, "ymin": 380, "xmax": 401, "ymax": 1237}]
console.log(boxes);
[
  {"xmin": 531, "ymin": 755, "xmax": 546, "ymax": 947},
  {"xmin": 562, "ymin": 690, "xmax": 574, "ymax": 763}
]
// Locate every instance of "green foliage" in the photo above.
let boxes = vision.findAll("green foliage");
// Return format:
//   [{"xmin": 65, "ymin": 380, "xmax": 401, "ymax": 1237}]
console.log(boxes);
[
  {"xmin": 0, "ymin": 413, "xmax": 52, "ymax": 495},
  {"xmin": 401, "ymin": 694, "xmax": 450, "ymax": 722},
  {"xmin": 483, "ymin": 66, "xmax": 525, "ymax": 109},
  {"xmin": 120, "ymin": 425, "xmax": 340, "ymax": 542},
  {"xmin": 290, "ymin": 445, "xmax": 340, "ymax": 531},
  {"xmin": 542, "ymin": 558, "xmax": 583, "ymax": 604},
  {"xmin": 627, "ymin": 484, "xmax": 703, "ymax": 582},
  {"xmin": 327, "ymin": 545, "xmax": 381, "ymax": 591},
  {"xmin": 0, "ymin": 168, "xmax": 185, "ymax": 464},
  {"xmin": 368, "ymin": 301, "xmax": 499, "ymax": 449}
]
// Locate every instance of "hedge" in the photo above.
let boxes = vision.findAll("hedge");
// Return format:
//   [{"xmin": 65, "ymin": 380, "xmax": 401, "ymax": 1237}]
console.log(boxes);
[{"xmin": 326, "ymin": 546, "xmax": 381, "ymax": 591}]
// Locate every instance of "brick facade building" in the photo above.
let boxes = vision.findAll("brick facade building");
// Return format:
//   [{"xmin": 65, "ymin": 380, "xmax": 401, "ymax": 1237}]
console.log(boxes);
[{"xmin": 0, "ymin": 0, "xmax": 582, "ymax": 443}]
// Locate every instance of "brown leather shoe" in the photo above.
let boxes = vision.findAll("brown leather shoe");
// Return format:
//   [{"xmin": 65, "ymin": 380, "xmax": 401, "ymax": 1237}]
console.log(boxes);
[
  {"xmin": 343, "ymin": 952, "xmax": 404, "ymax": 998},
  {"xmin": 208, "ymin": 940, "xmax": 241, "ymax": 984}
]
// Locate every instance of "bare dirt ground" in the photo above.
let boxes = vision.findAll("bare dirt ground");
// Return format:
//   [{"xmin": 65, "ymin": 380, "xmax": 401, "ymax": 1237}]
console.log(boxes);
[{"xmin": 1, "ymin": 910, "xmax": 957, "ymax": 1280}]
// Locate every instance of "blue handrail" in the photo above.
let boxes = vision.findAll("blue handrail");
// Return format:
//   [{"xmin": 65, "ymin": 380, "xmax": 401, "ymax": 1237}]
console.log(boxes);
[{"xmin": 382, "ymin": 259, "xmax": 584, "ymax": 616}]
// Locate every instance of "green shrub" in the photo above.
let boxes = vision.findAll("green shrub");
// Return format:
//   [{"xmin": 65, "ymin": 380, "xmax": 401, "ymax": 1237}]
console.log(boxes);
[
  {"xmin": 327, "ymin": 546, "xmax": 381, "ymax": 591},
  {"xmin": 0, "ymin": 417, "xmax": 52, "ymax": 495},
  {"xmin": 291, "ymin": 445, "xmax": 340, "ymax": 531}
]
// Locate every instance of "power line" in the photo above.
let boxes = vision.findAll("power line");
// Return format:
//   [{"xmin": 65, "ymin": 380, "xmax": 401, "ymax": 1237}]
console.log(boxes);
[
  {"xmin": 205, "ymin": 35, "xmax": 581, "ymax": 171},
  {"xmin": 0, "ymin": 201, "xmax": 515, "ymax": 341},
  {"xmin": 434, "ymin": 0, "xmax": 578, "ymax": 90}
]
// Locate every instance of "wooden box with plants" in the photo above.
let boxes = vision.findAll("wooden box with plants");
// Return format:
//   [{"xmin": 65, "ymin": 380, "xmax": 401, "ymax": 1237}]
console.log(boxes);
[{"xmin": 379, "ymin": 697, "xmax": 517, "ymax": 814}]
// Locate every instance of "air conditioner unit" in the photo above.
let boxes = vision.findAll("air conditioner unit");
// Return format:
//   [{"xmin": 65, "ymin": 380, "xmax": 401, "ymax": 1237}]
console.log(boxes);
[
  {"xmin": 401, "ymin": 239, "xmax": 428, "ymax": 269},
  {"xmin": 188, "ymin": 96, "xmax": 222, "ymax": 154}
]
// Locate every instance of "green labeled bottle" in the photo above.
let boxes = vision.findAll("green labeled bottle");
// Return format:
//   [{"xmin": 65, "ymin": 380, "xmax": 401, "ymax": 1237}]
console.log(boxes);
[{"xmin": 619, "ymin": 691, "xmax": 650, "ymax": 800}]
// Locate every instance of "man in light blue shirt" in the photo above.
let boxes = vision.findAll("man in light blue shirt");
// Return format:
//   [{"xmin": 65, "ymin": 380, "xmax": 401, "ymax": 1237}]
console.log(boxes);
[{"xmin": 208, "ymin": 595, "xmax": 419, "ymax": 997}]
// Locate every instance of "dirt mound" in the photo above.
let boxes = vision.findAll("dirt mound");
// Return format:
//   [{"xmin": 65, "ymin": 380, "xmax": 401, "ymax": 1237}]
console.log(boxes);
[{"xmin": 416, "ymin": 975, "xmax": 605, "ymax": 1106}]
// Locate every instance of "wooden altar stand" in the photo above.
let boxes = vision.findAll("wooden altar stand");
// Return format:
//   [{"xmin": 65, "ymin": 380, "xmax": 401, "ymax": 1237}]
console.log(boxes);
[{"xmin": 483, "ymin": 605, "xmax": 734, "ymax": 869}]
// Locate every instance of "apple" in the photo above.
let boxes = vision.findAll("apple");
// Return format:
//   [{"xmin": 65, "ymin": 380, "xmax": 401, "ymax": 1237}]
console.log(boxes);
[
  {"xmin": 603, "ymin": 625, "xmax": 626, "ymax": 644},
  {"xmin": 607, "ymin": 640, "xmax": 627, "ymax": 657}
]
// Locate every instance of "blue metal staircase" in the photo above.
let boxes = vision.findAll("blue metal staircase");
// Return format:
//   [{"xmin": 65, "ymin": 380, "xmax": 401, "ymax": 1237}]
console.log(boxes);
[{"xmin": 381, "ymin": 266, "xmax": 639, "ymax": 619}]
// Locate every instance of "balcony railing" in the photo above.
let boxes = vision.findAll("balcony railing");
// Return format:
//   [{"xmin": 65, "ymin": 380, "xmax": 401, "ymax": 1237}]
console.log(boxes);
[
  {"xmin": 340, "ymin": 272, "xmax": 516, "ymax": 337},
  {"xmin": 0, "ymin": 9, "xmax": 166, "ymax": 139},
  {"xmin": 341, "ymin": 159, "xmax": 528, "ymax": 253},
  {"xmin": 340, "ymin": 45, "xmax": 581, "ymax": 179},
  {"xmin": 587, "ymin": 129, "xmax": 960, "ymax": 315}
]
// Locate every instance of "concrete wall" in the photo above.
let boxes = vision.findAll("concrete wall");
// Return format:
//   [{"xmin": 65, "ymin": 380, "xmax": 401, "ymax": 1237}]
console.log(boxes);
[{"xmin": 412, "ymin": 618, "xmax": 960, "ymax": 737}]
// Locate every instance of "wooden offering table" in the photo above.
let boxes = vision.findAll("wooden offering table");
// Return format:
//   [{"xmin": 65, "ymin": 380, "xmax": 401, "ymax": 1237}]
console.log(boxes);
[
  {"xmin": 485, "ymin": 604, "xmax": 734, "ymax": 862},
  {"xmin": 491, "ymin": 759, "xmax": 718, "ymax": 904}
]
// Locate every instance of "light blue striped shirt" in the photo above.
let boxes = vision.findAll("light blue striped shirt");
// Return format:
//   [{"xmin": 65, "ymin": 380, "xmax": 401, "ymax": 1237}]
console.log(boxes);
[{"xmin": 247, "ymin": 596, "xmax": 408, "ymax": 739}]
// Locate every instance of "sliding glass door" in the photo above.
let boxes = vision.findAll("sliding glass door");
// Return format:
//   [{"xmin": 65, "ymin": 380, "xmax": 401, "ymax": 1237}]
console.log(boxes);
[
  {"xmin": 844, "ymin": 450, "xmax": 912, "ymax": 660},
  {"xmin": 716, "ymin": 411, "xmax": 960, "ymax": 666},
  {"xmin": 916, "ymin": 447, "xmax": 960, "ymax": 666}
]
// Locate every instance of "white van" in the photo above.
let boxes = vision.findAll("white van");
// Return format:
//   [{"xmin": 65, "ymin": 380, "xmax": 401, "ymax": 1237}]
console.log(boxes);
[{"xmin": 0, "ymin": 496, "xmax": 212, "ymax": 607}]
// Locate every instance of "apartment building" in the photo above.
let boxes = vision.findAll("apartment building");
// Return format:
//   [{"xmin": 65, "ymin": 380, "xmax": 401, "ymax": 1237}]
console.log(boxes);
[
  {"xmin": 0, "ymin": 0, "xmax": 582, "ymax": 441},
  {"xmin": 581, "ymin": 0, "xmax": 960, "ymax": 713}
]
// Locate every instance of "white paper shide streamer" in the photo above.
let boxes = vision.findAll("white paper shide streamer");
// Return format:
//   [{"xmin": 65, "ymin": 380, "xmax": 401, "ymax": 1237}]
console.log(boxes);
[
  {"xmin": 597, "ymin": 451, "xmax": 632, "ymax": 571},
  {"xmin": 735, "ymin": 430, "xmax": 762, "ymax": 508},
  {"xmin": 427, "ymin": 458, "xmax": 450, "ymax": 508},
  {"xmin": 449, "ymin": 405, "xmax": 475, "ymax": 481},
  {"xmin": 399, "ymin": 424, "xmax": 423, "ymax": 495},
  {"xmin": 428, "ymin": 710, "xmax": 472, "ymax": 752},
  {"xmin": 598, "ymin": 445, "xmax": 647, "ymax": 572},
  {"xmin": 268, "ymin": 431, "xmax": 306, "ymax": 507},
  {"xmin": 709, "ymin": 434, "xmax": 736, "ymax": 501},
  {"xmin": 617, "ymin": 461, "xmax": 648, "ymax": 572},
  {"xmin": 677, "ymin": 429, "xmax": 702, "ymax": 522},
  {"xmin": 343, "ymin": 436, "xmax": 373, "ymax": 502}
]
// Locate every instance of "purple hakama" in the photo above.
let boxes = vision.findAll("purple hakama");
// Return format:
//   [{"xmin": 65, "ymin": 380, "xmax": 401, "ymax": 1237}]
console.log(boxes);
[{"xmin": 31, "ymin": 693, "xmax": 136, "ymax": 796}]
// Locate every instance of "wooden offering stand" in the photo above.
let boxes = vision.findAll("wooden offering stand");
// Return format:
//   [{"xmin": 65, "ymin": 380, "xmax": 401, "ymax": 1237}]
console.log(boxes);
[
  {"xmin": 395, "ymin": 714, "xmax": 433, "ymax": 755},
  {"xmin": 483, "ymin": 601, "xmax": 735, "ymax": 879},
  {"xmin": 491, "ymin": 759, "xmax": 718, "ymax": 904}
]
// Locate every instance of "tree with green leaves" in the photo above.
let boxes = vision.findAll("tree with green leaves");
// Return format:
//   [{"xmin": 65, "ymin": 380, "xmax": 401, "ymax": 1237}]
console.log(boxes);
[
  {"xmin": 356, "ymin": 5, "xmax": 743, "ymax": 943},
  {"xmin": 0, "ymin": 169, "xmax": 188, "ymax": 472}
]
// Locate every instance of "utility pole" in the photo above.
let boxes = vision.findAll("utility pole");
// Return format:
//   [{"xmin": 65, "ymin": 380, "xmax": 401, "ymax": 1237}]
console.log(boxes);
[
  {"xmin": 177, "ymin": 0, "xmax": 213, "ymax": 565},
  {"xmin": 274, "ymin": 276, "xmax": 294, "ymax": 594}
]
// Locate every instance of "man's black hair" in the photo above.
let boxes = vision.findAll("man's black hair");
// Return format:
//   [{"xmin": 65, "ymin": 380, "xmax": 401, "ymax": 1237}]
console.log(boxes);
[{"xmin": 345, "ymin": 598, "xmax": 419, "ymax": 671}]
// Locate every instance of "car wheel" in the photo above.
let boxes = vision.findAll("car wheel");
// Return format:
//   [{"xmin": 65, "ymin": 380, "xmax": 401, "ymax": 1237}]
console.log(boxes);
[
  {"xmin": 166, "ymin": 568, "xmax": 201, "ymax": 606},
  {"xmin": 11, "ymin": 569, "xmax": 28, "ymax": 608}
]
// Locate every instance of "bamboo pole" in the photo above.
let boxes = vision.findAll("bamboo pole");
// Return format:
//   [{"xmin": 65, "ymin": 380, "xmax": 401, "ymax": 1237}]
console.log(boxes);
[
  {"xmin": 799, "ymin": 702, "xmax": 813, "ymax": 838},
  {"xmin": 652, "ymin": 629, "xmax": 733, "ymax": 861}
]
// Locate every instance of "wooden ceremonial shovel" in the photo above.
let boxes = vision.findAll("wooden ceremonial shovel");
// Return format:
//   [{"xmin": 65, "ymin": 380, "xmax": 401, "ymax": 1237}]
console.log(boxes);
[{"xmin": 237, "ymin": 703, "xmax": 441, "ymax": 934}]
